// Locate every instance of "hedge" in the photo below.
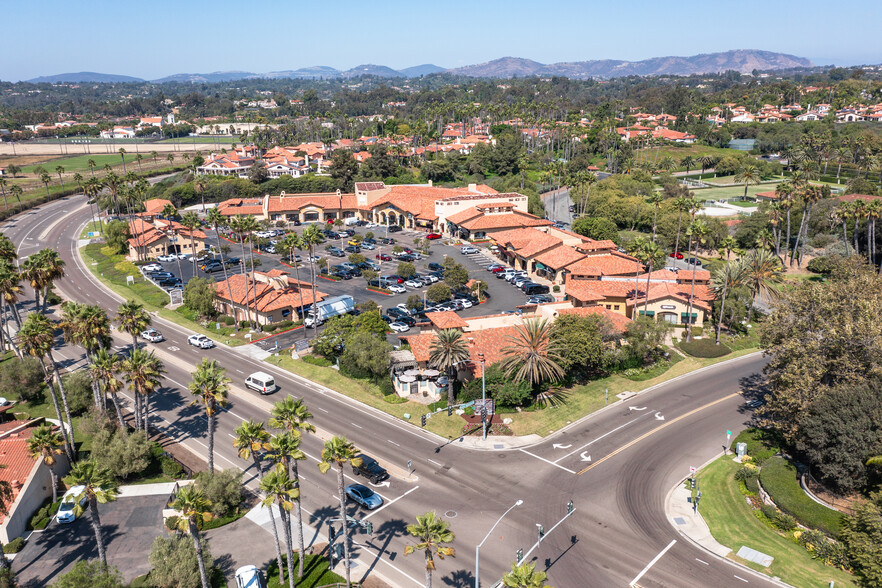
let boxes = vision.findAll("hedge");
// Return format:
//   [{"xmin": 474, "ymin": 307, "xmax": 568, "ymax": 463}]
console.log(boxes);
[
  {"xmin": 3, "ymin": 537, "xmax": 25, "ymax": 554},
  {"xmin": 730, "ymin": 428, "xmax": 779, "ymax": 465},
  {"xmin": 759, "ymin": 456, "xmax": 843, "ymax": 537},
  {"xmin": 678, "ymin": 338, "xmax": 731, "ymax": 358},
  {"xmin": 301, "ymin": 355, "xmax": 332, "ymax": 367}
]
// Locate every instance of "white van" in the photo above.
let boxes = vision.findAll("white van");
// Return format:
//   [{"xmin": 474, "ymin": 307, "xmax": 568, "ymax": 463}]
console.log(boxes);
[{"xmin": 245, "ymin": 372, "xmax": 277, "ymax": 394}]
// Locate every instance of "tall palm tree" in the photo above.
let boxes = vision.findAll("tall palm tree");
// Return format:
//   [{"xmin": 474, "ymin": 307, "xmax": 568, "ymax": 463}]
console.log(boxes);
[
  {"xmin": 89, "ymin": 348, "xmax": 125, "ymax": 427},
  {"xmin": 169, "ymin": 485, "xmax": 213, "ymax": 588},
  {"xmin": 64, "ymin": 461, "xmax": 119, "ymax": 566},
  {"xmin": 35, "ymin": 248, "xmax": 65, "ymax": 312},
  {"xmin": 205, "ymin": 207, "xmax": 237, "ymax": 331},
  {"xmin": 269, "ymin": 396, "xmax": 314, "ymax": 577},
  {"xmin": 116, "ymin": 299, "xmax": 151, "ymax": 351},
  {"xmin": 0, "ymin": 259, "xmax": 23, "ymax": 328},
  {"xmin": 0, "ymin": 177, "xmax": 9, "ymax": 213},
  {"xmin": 301, "ymin": 224, "xmax": 325, "ymax": 335},
  {"xmin": 680, "ymin": 155, "xmax": 695, "ymax": 175},
  {"xmin": 121, "ymin": 348, "xmax": 165, "ymax": 435},
  {"xmin": 500, "ymin": 318, "xmax": 564, "ymax": 386},
  {"xmin": 672, "ymin": 196, "xmax": 693, "ymax": 257},
  {"xmin": 684, "ymin": 219, "xmax": 710, "ymax": 342},
  {"xmin": 260, "ymin": 468, "xmax": 299, "ymax": 588},
  {"xmin": 188, "ymin": 358, "xmax": 230, "ymax": 473},
  {"xmin": 318, "ymin": 436, "xmax": 362, "ymax": 588},
  {"xmin": 180, "ymin": 211, "xmax": 201, "ymax": 274},
  {"xmin": 26, "ymin": 424, "xmax": 64, "ymax": 502},
  {"xmin": 502, "ymin": 561, "xmax": 552, "ymax": 588},
  {"xmin": 17, "ymin": 312, "xmax": 75, "ymax": 460},
  {"xmin": 428, "ymin": 329, "xmax": 470, "ymax": 405},
  {"xmin": 59, "ymin": 302, "xmax": 111, "ymax": 410},
  {"xmin": 40, "ymin": 172, "xmax": 52, "ymax": 198},
  {"xmin": 87, "ymin": 158, "xmax": 97, "ymax": 178},
  {"xmin": 740, "ymin": 248, "xmax": 784, "ymax": 322},
  {"xmin": 55, "ymin": 165, "xmax": 65, "ymax": 192},
  {"xmin": 714, "ymin": 237, "xmax": 740, "ymax": 345},
  {"xmin": 280, "ymin": 232, "xmax": 307, "ymax": 321},
  {"xmin": 646, "ymin": 191, "xmax": 664, "ymax": 242},
  {"xmin": 135, "ymin": 153, "xmax": 144, "ymax": 173},
  {"xmin": 9, "ymin": 185, "xmax": 22, "ymax": 213},
  {"xmin": 404, "ymin": 511, "xmax": 456, "ymax": 588},
  {"xmin": 641, "ymin": 240, "xmax": 664, "ymax": 315},
  {"xmin": 118, "ymin": 147, "xmax": 127, "ymax": 174},
  {"xmin": 735, "ymin": 163, "xmax": 762, "ymax": 201}
]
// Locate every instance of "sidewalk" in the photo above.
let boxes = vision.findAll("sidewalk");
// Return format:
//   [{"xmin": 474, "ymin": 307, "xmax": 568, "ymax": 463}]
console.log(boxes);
[{"xmin": 666, "ymin": 479, "xmax": 731, "ymax": 557}]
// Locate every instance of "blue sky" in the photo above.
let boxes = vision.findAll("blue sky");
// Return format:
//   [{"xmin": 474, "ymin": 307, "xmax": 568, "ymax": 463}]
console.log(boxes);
[{"xmin": 2, "ymin": 0, "xmax": 879, "ymax": 81}]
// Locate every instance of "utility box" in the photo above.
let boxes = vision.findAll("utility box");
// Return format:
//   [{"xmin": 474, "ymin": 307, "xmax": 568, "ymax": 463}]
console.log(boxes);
[{"xmin": 736, "ymin": 442, "xmax": 747, "ymax": 458}]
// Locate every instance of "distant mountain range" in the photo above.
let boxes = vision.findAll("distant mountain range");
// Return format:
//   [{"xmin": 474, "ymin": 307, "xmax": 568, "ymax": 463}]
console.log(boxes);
[{"xmin": 24, "ymin": 50, "xmax": 814, "ymax": 84}]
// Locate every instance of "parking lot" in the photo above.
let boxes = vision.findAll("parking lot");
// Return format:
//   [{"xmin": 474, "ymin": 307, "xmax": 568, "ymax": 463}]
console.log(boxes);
[{"xmin": 140, "ymin": 223, "xmax": 538, "ymax": 347}]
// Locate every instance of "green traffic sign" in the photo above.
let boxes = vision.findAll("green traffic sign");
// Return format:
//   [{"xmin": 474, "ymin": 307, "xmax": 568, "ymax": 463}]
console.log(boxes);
[{"xmin": 726, "ymin": 430, "xmax": 732, "ymax": 436}]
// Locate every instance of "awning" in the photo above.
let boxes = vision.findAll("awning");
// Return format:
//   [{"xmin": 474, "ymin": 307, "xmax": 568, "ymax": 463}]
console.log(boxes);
[
  {"xmin": 639, "ymin": 310, "xmax": 655, "ymax": 317},
  {"xmin": 398, "ymin": 375, "xmax": 416, "ymax": 383},
  {"xmin": 423, "ymin": 369, "xmax": 440, "ymax": 377},
  {"xmin": 535, "ymin": 262, "xmax": 548, "ymax": 271},
  {"xmin": 681, "ymin": 312, "xmax": 698, "ymax": 319}
]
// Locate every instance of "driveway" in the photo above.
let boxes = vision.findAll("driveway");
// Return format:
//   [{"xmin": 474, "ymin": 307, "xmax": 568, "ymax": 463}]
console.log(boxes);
[{"xmin": 12, "ymin": 494, "xmax": 169, "ymax": 586}]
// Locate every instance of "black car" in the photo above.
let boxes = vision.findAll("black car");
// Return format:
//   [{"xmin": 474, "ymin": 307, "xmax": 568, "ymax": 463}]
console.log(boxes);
[
  {"xmin": 148, "ymin": 272, "xmax": 175, "ymax": 280},
  {"xmin": 203, "ymin": 264, "xmax": 226, "ymax": 273},
  {"xmin": 386, "ymin": 307, "xmax": 408, "ymax": 319},
  {"xmin": 158, "ymin": 278, "xmax": 182, "ymax": 289},
  {"xmin": 363, "ymin": 238, "xmax": 376, "ymax": 245},
  {"xmin": 380, "ymin": 314, "xmax": 393, "ymax": 324},
  {"xmin": 352, "ymin": 454, "xmax": 390, "ymax": 484},
  {"xmin": 428, "ymin": 270, "xmax": 444, "ymax": 279},
  {"xmin": 343, "ymin": 229, "xmax": 355, "ymax": 236},
  {"xmin": 379, "ymin": 237, "xmax": 396, "ymax": 245},
  {"xmin": 428, "ymin": 262, "xmax": 443, "ymax": 272},
  {"xmin": 387, "ymin": 225, "xmax": 403, "ymax": 233},
  {"xmin": 686, "ymin": 257, "xmax": 703, "ymax": 266},
  {"xmin": 345, "ymin": 266, "xmax": 362, "ymax": 277},
  {"xmin": 397, "ymin": 254, "xmax": 416, "ymax": 262},
  {"xmin": 397, "ymin": 315, "xmax": 416, "ymax": 327},
  {"xmin": 224, "ymin": 257, "xmax": 240, "ymax": 266},
  {"xmin": 344, "ymin": 245, "xmax": 361, "ymax": 254}
]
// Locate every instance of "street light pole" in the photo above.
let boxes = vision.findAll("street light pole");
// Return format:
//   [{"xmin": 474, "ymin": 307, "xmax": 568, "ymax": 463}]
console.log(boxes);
[
  {"xmin": 479, "ymin": 353, "xmax": 487, "ymax": 440},
  {"xmin": 475, "ymin": 499, "xmax": 523, "ymax": 588}
]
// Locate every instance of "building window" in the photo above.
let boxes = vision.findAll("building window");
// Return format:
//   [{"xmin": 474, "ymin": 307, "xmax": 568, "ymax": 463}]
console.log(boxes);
[
  {"xmin": 681, "ymin": 312, "xmax": 698, "ymax": 325},
  {"xmin": 614, "ymin": 305, "xmax": 620, "ymax": 311},
  {"xmin": 605, "ymin": 304, "xmax": 611, "ymax": 310}
]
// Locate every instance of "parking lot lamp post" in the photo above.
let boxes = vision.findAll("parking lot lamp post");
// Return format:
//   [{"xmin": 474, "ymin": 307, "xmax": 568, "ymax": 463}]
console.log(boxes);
[
  {"xmin": 479, "ymin": 353, "xmax": 487, "ymax": 440},
  {"xmin": 475, "ymin": 499, "xmax": 523, "ymax": 588}
]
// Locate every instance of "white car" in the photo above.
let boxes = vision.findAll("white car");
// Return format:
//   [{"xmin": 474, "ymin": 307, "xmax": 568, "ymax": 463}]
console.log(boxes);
[
  {"xmin": 140, "ymin": 328, "xmax": 164, "ymax": 343},
  {"xmin": 461, "ymin": 246, "xmax": 479, "ymax": 254},
  {"xmin": 142, "ymin": 263, "xmax": 163, "ymax": 273},
  {"xmin": 387, "ymin": 283, "xmax": 406, "ymax": 294},
  {"xmin": 187, "ymin": 334, "xmax": 215, "ymax": 349},
  {"xmin": 56, "ymin": 485, "xmax": 87, "ymax": 524},
  {"xmin": 396, "ymin": 303, "xmax": 413, "ymax": 315},
  {"xmin": 235, "ymin": 565, "xmax": 264, "ymax": 588},
  {"xmin": 389, "ymin": 321, "xmax": 410, "ymax": 333},
  {"xmin": 404, "ymin": 279, "xmax": 423, "ymax": 289},
  {"xmin": 459, "ymin": 299, "xmax": 474, "ymax": 308},
  {"xmin": 360, "ymin": 242, "xmax": 375, "ymax": 250},
  {"xmin": 156, "ymin": 254, "xmax": 176, "ymax": 262},
  {"xmin": 174, "ymin": 252, "xmax": 189, "ymax": 260}
]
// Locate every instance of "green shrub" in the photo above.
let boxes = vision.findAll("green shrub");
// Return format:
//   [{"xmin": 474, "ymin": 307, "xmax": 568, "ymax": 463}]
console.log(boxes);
[
  {"xmin": 164, "ymin": 515, "xmax": 180, "ymax": 531},
  {"xmin": 260, "ymin": 323, "xmax": 279, "ymax": 332},
  {"xmin": 761, "ymin": 503, "xmax": 778, "ymax": 521},
  {"xmin": 3, "ymin": 537, "xmax": 25, "ymax": 554},
  {"xmin": 552, "ymin": 285, "xmax": 560, "ymax": 293},
  {"xmin": 28, "ymin": 498, "xmax": 61, "ymax": 530},
  {"xmin": 806, "ymin": 255, "xmax": 840, "ymax": 275},
  {"xmin": 383, "ymin": 394, "xmax": 407, "ymax": 404},
  {"xmin": 193, "ymin": 469, "xmax": 243, "ymax": 517},
  {"xmin": 745, "ymin": 476, "xmax": 760, "ymax": 495},
  {"xmin": 278, "ymin": 320, "xmax": 294, "ymax": 330},
  {"xmin": 678, "ymin": 338, "xmax": 731, "ymax": 358},
  {"xmin": 239, "ymin": 320, "xmax": 253, "ymax": 329},
  {"xmin": 731, "ymin": 428, "xmax": 779, "ymax": 464},
  {"xmin": 735, "ymin": 466, "xmax": 758, "ymax": 482},
  {"xmin": 161, "ymin": 456, "xmax": 184, "ymax": 479},
  {"xmin": 774, "ymin": 512, "xmax": 797, "ymax": 532},
  {"xmin": 759, "ymin": 457, "xmax": 843, "ymax": 537},
  {"xmin": 691, "ymin": 326, "xmax": 704, "ymax": 336},
  {"xmin": 301, "ymin": 355, "xmax": 333, "ymax": 367},
  {"xmin": 220, "ymin": 315, "xmax": 235, "ymax": 325}
]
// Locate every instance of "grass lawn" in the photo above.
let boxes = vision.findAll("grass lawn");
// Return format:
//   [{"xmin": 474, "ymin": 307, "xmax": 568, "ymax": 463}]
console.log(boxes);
[
  {"xmin": 760, "ymin": 457, "xmax": 843, "ymax": 537},
  {"xmin": 692, "ymin": 184, "xmax": 777, "ymax": 202},
  {"xmin": 79, "ymin": 220, "xmax": 102, "ymax": 239},
  {"xmin": 726, "ymin": 200, "xmax": 760, "ymax": 208},
  {"xmin": 264, "ymin": 355, "xmax": 463, "ymax": 439},
  {"xmin": 639, "ymin": 144, "xmax": 733, "ymax": 172},
  {"xmin": 157, "ymin": 136, "xmax": 238, "ymax": 144},
  {"xmin": 699, "ymin": 458, "xmax": 856, "ymax": 587},
  {"xmin": 266, "ymin": 553, "xmax": 346, "ymax": 588}
]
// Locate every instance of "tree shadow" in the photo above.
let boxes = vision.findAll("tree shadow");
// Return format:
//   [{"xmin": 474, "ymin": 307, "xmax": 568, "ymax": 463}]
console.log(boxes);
[
  {"xmin": 441, "ymin": 568, "xmax": 475, "ymax": 587},
  {"xmin": 212, "ymin": 552, "xmax": 236, "ymax": 577},
  {"xmin": 535, "ymin": 387, "xmax": 571, "ymax": 408},
  {"xmin": 357, "ymin": 516, "xmax": 407, "ymax": 586}
]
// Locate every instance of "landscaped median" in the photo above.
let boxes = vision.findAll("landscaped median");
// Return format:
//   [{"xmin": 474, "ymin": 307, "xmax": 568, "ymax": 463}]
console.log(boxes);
[{"xmin": 696, "ymin": 454, "xmax": 855, "ymax": 587}]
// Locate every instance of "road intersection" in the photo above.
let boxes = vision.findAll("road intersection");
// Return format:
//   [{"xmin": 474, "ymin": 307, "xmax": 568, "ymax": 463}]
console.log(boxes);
[{"xmin": 7, "ymin": 194, "xmax": 778, "ymax": 587}]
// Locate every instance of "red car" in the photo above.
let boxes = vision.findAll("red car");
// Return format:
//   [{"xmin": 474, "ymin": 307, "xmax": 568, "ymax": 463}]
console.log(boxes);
[
  {"xmin": 425, "ymin": 233, "xmax": 442, "ymax": 240},
  {"xmin": 376, "ymin": 253, "xmax": 392, "ymax": 261},
  {"xmin": 669, "ymin": 251, "xmax": 684, "ymax": 259},
  {"xmin": 489, "ymin": 266, "xmax": 506, "ymax": 273}
]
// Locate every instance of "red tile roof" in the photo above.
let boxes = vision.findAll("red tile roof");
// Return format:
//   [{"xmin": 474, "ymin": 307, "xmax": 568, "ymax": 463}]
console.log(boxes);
[
  {"xmin": 0, "ymin": 422, "xmax": 42, "ymax": 524},
  {"xmin": 426, "ymin": 311, "xmax": 469, "ymax": 329},
  {"xmin": 403, "ymin": 325, "xmax": 520, "ymax": 373},
  {"xmin": 557, "ymin": 306, "xmax": 632, "ymax": 333},
  {"xmin": 565, "ymin": 252, "xmax": 642, "ymax": 277},
  {"xmin": 214, "ymin": 272, "xmax": 327, "ymax": 313},
  {"xmin": 534, "ymin": 245, "xmax": 585, "ymax": 270},
  {"xmin": 143, "ymin": 198, "xmax": 173, "ymax": 215}
]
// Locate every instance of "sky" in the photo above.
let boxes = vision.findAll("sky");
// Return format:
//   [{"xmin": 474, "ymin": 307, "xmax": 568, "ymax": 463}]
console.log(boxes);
[{"xmin": 2, "ymin": 0, "xmax": 880, "ymax": 81}]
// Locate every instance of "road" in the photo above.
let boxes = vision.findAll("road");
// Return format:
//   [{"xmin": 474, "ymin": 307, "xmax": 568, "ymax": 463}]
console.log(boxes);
[{"xmin": 6, "ymin": 194, "xmax": 777, "ymax": 588}]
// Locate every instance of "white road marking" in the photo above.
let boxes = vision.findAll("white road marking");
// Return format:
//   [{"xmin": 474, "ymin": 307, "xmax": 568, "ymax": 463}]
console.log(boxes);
[
  {"xmin": 350, "ymin": 423, "xmax": 363, "ymax": 429},
  {"xmin": 518, "ymin": 449, "xmax": 577, "ymax": 475},
  {"xmin": 387, "ymin": 440, "xmax": 400, "ymax": 447},
  {"xmin": 427, "ymin": 459, "xmax": 443, "ymax": 467},
  {"xmin": 554, "ymin": 414, "xmax": 650, "ymax": 464},
  {"xmin": 733, "ymin": 576, "xmax": 748, "ymax": 583},
  {"xmin": 362, "ymin": 486, "xmax": 420, "ymax": 520},
  {"xmin": 316, "ymin": 407, "xmax": 329, "ymax": 413},
  {"xmin": 629, "ymin": 540, "xmax": 676, "ymax": 586},
  {"xmin": 695, "ymin": 558, "xmax": 709, "ymax": 565}
]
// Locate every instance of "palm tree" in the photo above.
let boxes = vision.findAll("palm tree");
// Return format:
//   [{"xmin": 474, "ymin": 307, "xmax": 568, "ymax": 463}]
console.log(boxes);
[
  {"xmin": 672, "ymin": 196, "xmax": 693, "ymax": 257},
  {"xmin": 404, "ymin": 511, "xmax": 456, "ymax": 588},
  {"xmin": 116, "ymin": 299, "xmax": 151, "ymax": 351},
  {"xmin": 260, "ymin": 468, "xmax": 299, "ymax": 588},
  {"xmin": 180, "ymin": 211, "xmax": 201, "ymax": 274},
  {"xmin": 646, "ymin": 192, "xmax": 664, "ymax": 242},
  {"xmin": 502, "ymin": 561, "xmax": 552, "ymax": 588},
  {"xmin": 22, "ymin": 248, "xmax": 65, "ymax": 312},
  {"xmin": 89, "ymin": 349, "xmax": 126, "ymax": 427},
  {"xmin": 9, "ymin": 185, "xmax": 22, "ymax": 213},
  {"xmin": 428, "ymin": 329, "xmax": 470, "ymax": 405},
  {"xmin": 318, "ymin": 436, "xmax": 362, "ymax": 588},
  {"xmin": 681, "ymin": 155, "xmax": 695, "ymax": 175},
  {"xmin": 188, "ymin": 358, "xmax": 230, "ymax": 473},
  {"xmin": 684, "ymin": 219, "xmax": 710, "ymax": 341},
  {"xmin": 301, "ymin": 224, "xmax": 325, "ymax": 335},
  {"xmin": 740, "ymin": 249, "xmax": 784, "ymax": 322},
  {"xmin": 234, "ymin": 419, "xmax": 271, "ymax": 481},
  {"xmin": 26, "ymin": 424, "xmax": 64, "ymax": 502},
  {"xmin": 0, "ymin": 177, "xmax": 9, "ymax": 212},
  {"xmin": 169, "ymin": 485, "xmax": 213, "ymax": 588},
  {"xmin": 55, "ymin": 166, "xmax": 65, "ymax": 192},
  {"xmin": 279, "ymin": 232, "xmax": 307, "ymax": 321},
  {"xmin": 40, "ymin": 172, "xmax": 52, "ymax": 197},
  {"xmin": 205, "ymin": 207, "xmax": 237, "ymax": 331},
  {"xmin": 135, "ymin": 153, "xmax": 144, "ymax": 173},
  {"xmin": 714, "ymin": 237, "xmax": 739, "ymax": 345},
  {"xmin": 17, "ymin": 312, "xmax": 75, "ymax": 460},
  {"xmin": 774, "ymin": 181, "xmax": 796, "ymax": 263},
  {"xmin": 64, "ymin": 461, "xmax": 119, "ymax": 566},
  {"xmin": 269, "ymin": 396, "xmax": 314, "ymax": 577},
  {"xmin": 121, "ymin": 348, "xmax": 165, "ymax": 435},
  {"xmin": 500, "ymin": 318, "xmax": 564, "ymax": 386},
  {"xmin": 59, "ymin": 302, "xmax": 111, "ymax": 410},
  {"xmin": 641, "ymin": 240, "xmax": 664, "ymax": 315},
  {"xmin": 735, "ymin": 163, "xmax": 762, "ymax": 201},
  {"xmin": 118, "ymin": 147, "xmax": 127, "ymax": 174},
  {"xmin": 88, "ymin": 158, "xmax": 97, "ymax": 178},
  {"xmin": 0, "ymin": 259, "xmax": 23, "ymax": 329},
  {"xmin": 699, "ymin": 155, "xmax": 716, "ymax": 175}
]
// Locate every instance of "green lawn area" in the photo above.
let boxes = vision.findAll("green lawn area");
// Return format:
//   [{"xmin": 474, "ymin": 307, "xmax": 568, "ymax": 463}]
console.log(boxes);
[
  {"xmin": 19, "ymin": 153, "xmax": 139, "ymax": 175},
  {"xmin": 642, "ymin": 144, "xmax": 734, "ymax": 172},
  {"xmin": 266, "ymin": 553, "xmax": 346, "ymax": 588},
  {"xmin": 699, "ymin": 458, "xmax": 856, "ymax": 588},
  {"xmin": 692, "ymin": 184, "xmax": 777, "ymax": 202},
  {"xmin": 760, "ymin": 457, "xmax": 844, "ymax": 537},
  {"xmin": 726, "ymin": 200, "xmax": 760, "ymax": 208},
  {"xmin": 79, "ymin": 220, "xmax": 102, "ymax": 239},
  {"xmin": 157, "ymin": 136, "xmax": 237, "ymax": 144}
]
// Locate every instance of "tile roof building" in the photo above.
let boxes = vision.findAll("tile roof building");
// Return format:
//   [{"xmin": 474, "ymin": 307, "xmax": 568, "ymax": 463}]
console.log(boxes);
[
  {"xmin": 213, "ymin": 269, "xmax": 328, "ymax": 325},
  {"xmin": 127, "ymin": 217, "xmax": 208, "ymax": 261}
]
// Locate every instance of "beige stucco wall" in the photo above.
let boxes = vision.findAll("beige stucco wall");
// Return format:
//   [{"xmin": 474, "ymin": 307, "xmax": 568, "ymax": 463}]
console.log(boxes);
[{"xmin": 0, "ymin": 457, "xmax": 68, "ymax": 544}]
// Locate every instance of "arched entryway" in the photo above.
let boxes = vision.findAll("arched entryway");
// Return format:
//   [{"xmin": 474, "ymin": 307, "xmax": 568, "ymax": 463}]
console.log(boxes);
[{"xmin": 658, "ymin": 312, "xmax": 678, "ymax": 325}]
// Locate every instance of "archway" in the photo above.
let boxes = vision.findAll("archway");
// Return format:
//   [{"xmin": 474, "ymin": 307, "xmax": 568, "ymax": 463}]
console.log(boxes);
[{"xmin": 398, "ymin": 215, "xmax": 405, "ymax": 227}]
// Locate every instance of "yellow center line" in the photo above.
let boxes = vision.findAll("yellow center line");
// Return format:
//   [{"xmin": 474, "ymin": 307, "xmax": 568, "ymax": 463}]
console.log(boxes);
[{"xmin": 577, "ymin": 392, "xmax": 741, "ymax": 475}]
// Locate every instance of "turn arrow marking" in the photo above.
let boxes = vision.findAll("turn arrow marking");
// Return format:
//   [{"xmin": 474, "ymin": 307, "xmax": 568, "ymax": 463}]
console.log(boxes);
[
  {"xmin": 628, "ymin": 406, "xmax": 647, "ymax": 411},
  {"xmin": 552, "ymin": 444, "xmax": 573, "ymax": 449},
  {"xmin": 654, "ymin": 412, "xmax": 665, "ymax": 420},
  {"xmin": 370, "ymin": 481, "xmax": 391, "ymax": 488},
  {"xmin": 580, "ymin": 452, "xmax": 591, "ymax": 462}
]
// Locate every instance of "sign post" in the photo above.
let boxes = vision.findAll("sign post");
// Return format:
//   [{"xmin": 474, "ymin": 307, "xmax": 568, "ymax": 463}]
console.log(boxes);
[{"xmin": 725, "ymin": 429, "xmax": 732, "ymax": 454}]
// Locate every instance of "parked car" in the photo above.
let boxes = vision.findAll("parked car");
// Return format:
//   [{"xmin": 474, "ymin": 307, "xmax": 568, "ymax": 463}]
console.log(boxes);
[
  {"xmin": 428, "ymin": 262, "xmax": 443, "ymax": 272},
  {"xmin": 524, "ymin": 284, "xmax": 550, "ymax": 296},
  {"xmin": 396, "ymin": 315, "xmax": 417, "ymax": 327},
  {"xmin": 380, "ymin": 237, "xmax": 396, "ymax": 245},
  {"xmin": 156, "ymin": 254, "xmax": 176, "ymax": 263},
  {"xmin": 489, "ymin": 266, "xmax": 506, "ymax": 274},
  {"xmin": 56, "ymin": 485, "xmax": 88, "ymax": 523},
  {"xmin": 419, "ymin": 275, "xmax": 436, "ymax": 285},
  {"xmin": 344, "ymin": 245, "xmax": 361, "ymax": 254},
  {"xmin": 225, "ymin": 257, "xmax": 241, "ymax": 266},
  {"xmin": 188, "ymin": 334, "xmax": 215, "ymax": 349},
  {"xmin": 460, "ymin": 246, "xmax": 479, "ymax": 254},
  {"xmin": 147, "ymin": 271, "xmax": 174, "ymax": 280},
  {"xmin": 235, "ymin": 565, "xmax": 264, "ymax": 588},
  {"xmin": 345, "ymin": 484, "xmax": 384, "ymax": 510},
  {"xmin": 387, "ymin": 307, "xmax": 408, "ymax": 319},
  {"xmin": 669, "ymin": 251, "xmax": 684, "ymax": 260},
  {"xmin": 140, "ymin": 328, "xmax": 164, "ymax": 343},
  {"xmin": 404, "ymin": 278, "xmax": 423, "ymax": 289},
  {"xmin": 360, "ymin": 242, "xmax": 375, "ymax": 250},
  {"xmin": 142, "ymin": 263, "xmax": 163, "ymax": 272},
  {"xmin": 383, "ymin": 275, "xmax": 404, "ymax": 284},
  {"xmin": 686, "ymin": 257, "xmax": 703, "ymax": 266},
  {"xmin": 158, "ymin": 278, "xmax": 183, "ymax": 289},
  {"xmin": 390, "ymin": 321, "xmax": 410, "ymax": 333},
  {"xmin": 387, "ymin": 225, "xmax": 403, "ymax": 233},
  {"xmin": 425, "ymin": 233, "xmax": 442, "ymax": 240},
  {"xmin": 527, "ymin": 294, "xmax": 555, "ymax": 304},
  {"xmin": 262, "ymin": 245, "xmax": 277, "ymax": 254},
  {"xmin": 352, "ymin": 454, "xmax": 390, "ymax": 483},
  {"xmin": 327, "ymin": 247, "xmax": 345, "ymax": 258},
  {"xmin": 376, "ymin": 253, "xmax": 392, "ymax": 261},
  {"xmin": 486, "ymin": 264, "xmax": 505, "ymax": 272},
  {"xmin": 387, "ymin": 283, "xmax": 406, "ymax": 294}
]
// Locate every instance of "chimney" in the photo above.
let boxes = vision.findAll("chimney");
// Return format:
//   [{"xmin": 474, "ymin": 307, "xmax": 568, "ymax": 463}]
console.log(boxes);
[
  {"xmin": 468, "ymin": 183, "xmax": 477, "ymax": 192},
  {"xmin": 428, "ymin": 180, "xmax": 433, "ymax": 187}
]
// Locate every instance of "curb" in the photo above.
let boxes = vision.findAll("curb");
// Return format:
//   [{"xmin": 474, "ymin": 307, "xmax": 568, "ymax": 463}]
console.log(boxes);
[{"xmin": 665, "ymin": 453, "xmax": 797, "ymax": 588}]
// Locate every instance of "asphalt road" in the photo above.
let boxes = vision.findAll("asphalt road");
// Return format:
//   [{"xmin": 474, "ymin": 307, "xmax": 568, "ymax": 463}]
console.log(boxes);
[{"xmin": 6, "ymin": 194, "xmax": 779, "ymax": 588}]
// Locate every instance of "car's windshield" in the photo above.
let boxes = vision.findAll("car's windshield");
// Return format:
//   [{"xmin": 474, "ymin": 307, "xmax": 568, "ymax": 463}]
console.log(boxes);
[{"xmin": 59, "ymin": 500, "xmax": 74, "ymax": 512}]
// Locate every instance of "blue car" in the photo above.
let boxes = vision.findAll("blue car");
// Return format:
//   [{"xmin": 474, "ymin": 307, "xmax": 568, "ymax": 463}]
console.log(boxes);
[{"xmin": 345, "ymin": 484, "xmax": 384, "ymax": 510}]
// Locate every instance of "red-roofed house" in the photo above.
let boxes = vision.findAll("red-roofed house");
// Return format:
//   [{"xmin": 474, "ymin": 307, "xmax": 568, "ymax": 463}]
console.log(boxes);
[
  {"xmin": 213, "ymin": 270, "xmax": 328, "ymax": 325},
  {"xmin": 1, "ymin": 420, "xmax": 69, "ymax": 545},
  {"xmin": 127, "ymin": 217, "xmax": 208, "ymax": 261}
]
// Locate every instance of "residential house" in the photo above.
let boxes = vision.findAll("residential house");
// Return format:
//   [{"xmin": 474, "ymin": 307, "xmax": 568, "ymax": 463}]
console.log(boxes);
[{"xmin": 213, "ymin": 269, "xmax": 328, "ymax": 324}]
